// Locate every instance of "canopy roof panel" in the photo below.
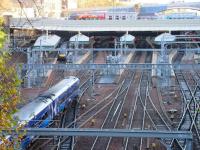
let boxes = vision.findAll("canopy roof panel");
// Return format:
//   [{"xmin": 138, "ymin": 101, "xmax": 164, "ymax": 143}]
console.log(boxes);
[
  {"xmin": 70, "ymin": 33, "xmax": 89, "ymax": 42},
  {"xmin": 154, "ymin": 33, "xmax": 176, "ymax": 43},
  {"xmin": 34, "ymin": 34, "xmax": 61, "ymax": 48},
  {"xmin": 120, "ymin": 34, "xmax": 135, "ymax": 42}
]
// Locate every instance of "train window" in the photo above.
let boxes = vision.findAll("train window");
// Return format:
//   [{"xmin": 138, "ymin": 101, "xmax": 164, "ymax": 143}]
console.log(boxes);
[
  {"xmin": 115, "ymin": 16, "xmax": 119, "ymax": 20},
  {"xmin": 109, "ymin": 16, "xmax": 112, "ymax": 20},
  {"xmin": 33, "ymin": 112, "xmax": 48, "ymax": 127},
  {"xmin": 41, "ymin": 112, "xmax": 48, "ymax": 120},
  {"xmin": 58, "ymin": 98, "xmax": 65, "ymax": 105},
  {"xmin": 122, "ymin": 16, "xmax": 126, "ymax": 20}
]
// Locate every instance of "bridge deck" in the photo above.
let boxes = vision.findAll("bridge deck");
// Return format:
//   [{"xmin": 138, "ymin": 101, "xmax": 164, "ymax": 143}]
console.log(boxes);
[{"xmin": 10, "ymin": 18, "xmax": 200, "ymax": 31}]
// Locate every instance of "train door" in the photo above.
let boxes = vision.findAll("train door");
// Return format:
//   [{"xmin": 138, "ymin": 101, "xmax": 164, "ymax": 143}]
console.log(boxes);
[
  {"xmin": 51, "ymin": 99, "xmax": 59, "ymax": 118},
  {"xmin": 47, "ymin": 103, "xmax": 54, "ymax": 120}
]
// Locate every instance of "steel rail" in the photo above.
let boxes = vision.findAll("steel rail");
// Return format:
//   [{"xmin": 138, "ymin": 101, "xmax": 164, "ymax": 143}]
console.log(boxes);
[
  {"xmin": 174, "ymin": 71, "xmax": 193, "ymax": 149},
  {"xmin": 139, "ymin": 71, "xmax": 149, "ymax": 150},
  {"xmin": 124, "ymin": 88, "xmax": 140, "ymax": 149},
  {"xmin": 90, "ymin": 78, "xmax": 129, "ymax": 150},
  {"xmin": 125, "ymin": 52, "xmax": 152, "ymax": 150},
  {"xmin": 71, "ymin": 88, "xmax": 123, "ymax": 149},
  {"xmin": 105, "ymin": 71, "xmax": 135, "ymax": 150},
  {"xmin": 147, "ymin": 87, "xmax": 172, "ymax": 148},
  {"xmin": 185, "ymin": 72, "xmax": 200, "ymax": 144},
  {"xmin": 147, "ymin": 89, "xmax": 171, "ymax": 131},
  {"xmin": 174, "ymin": 70, "xmax": 200, "ymax": 149},
  {"xmin": 69, "ymin": 84, "xmax": 121, "ymax": 128}
]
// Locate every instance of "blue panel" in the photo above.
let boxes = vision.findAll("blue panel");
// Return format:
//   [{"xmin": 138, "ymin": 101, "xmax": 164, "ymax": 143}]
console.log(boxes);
[
  {"xmin": 39, "ymin": 118, "xmax": 50, "ymax": 128},
  {"xmin": 36, "ymin": 107, "xmax": 49, "ymax": 119},
  {"xmin": 21, "ymin": 136, "xmax": 31, "ymax": 149},
  {"xmin": 28, "ymin": 120, "xmax": 38, "ymax": 127},
  {"xmin": 59, "ymin": 103, "xmax": 65, "ymax": 112}
]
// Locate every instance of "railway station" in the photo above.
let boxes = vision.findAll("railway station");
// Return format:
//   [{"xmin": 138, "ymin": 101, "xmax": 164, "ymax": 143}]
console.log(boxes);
[{"xmin": 1, "ymin": 0, "xmax": 200, "ymax": 150}]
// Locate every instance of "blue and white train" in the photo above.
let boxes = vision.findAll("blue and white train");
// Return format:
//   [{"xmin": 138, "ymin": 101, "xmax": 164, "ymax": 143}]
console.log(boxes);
[{"xmin": 0, "ymin": 76, "xmax": 80, "ymax": 149}]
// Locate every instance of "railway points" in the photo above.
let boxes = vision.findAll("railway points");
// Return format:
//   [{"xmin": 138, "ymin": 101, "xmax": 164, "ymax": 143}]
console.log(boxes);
[{"xmin": 2, "ymin": 2, "xmax": 200, "ymax": 150}]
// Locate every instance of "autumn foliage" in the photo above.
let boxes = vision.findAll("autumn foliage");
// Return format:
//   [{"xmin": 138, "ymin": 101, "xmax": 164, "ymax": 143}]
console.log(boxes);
[{"xmin": 0, "ymin": 18, "xmax": 21, "ymax": 149}]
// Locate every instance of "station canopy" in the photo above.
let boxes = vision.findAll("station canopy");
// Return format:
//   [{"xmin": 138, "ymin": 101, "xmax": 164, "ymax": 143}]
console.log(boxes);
[
  {"xmin": 69, "ymin": 33, "xmax": 89, "ymax": 44},
  {"xmin": 154, "ymin": 33, "xmax": 176, "ymax": 44},
  {"xmin": 120, "ymin": 33, "xmax": 135, "ymax": 43},
  {"xmin": 33, "ymin": 34, "xmax": 61, "ymax": 49}
]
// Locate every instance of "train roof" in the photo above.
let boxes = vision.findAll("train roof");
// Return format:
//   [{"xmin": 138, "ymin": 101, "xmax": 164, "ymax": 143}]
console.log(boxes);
[
  {"xmin": 33, "ymin": 34, "xmax": 61, "ymax": 48},
  {"xmin": 14, "ymin": 76, "xmax": 79, "ymax": 124}
]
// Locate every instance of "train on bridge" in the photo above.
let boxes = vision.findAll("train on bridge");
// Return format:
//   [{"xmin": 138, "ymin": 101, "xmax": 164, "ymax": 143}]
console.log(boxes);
[
  {"xmin": 67, "ymin": 4, "xmax": 199, "ymax": 20},
  {"xmin": 68, "ymin": 11, "xmax": 199, "ymax": 20}
]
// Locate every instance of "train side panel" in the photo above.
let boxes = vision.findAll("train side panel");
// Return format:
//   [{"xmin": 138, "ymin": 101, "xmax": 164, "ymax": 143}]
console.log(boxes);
[{"xmin": 1, "ymin": 77, "xmax": 80, "ymax": 149}]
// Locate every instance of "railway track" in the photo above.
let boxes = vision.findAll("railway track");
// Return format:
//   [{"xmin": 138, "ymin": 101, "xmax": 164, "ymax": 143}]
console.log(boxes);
[
  {"xmin": 105, "ymin": 53, "xmax": 144, "ymax": 150},
  {"xmin": 28, "ymin": 51, "xmax": 176, "ymax": 150},
  {"xmin": 174, "ymin": 70, "xmax": 200, "ymax": 150},
  {"xmin": 124, "ymin": 52, "xmax": 172, "ymax": 150},
  {"xmin": 88, "ymin": 52, "xmax": 150, "ymax": 150},
  {"xmin": 125, "ymin": 69, "xmax": 149, "ymax": 150},
  {"xmin": 72, "ymin": 52, "xmax": 142, "ymax": 150},
  {"xmin": 71, "ymin": 72, "xmax": 133, "ymax": 150},
  {"xmin": 122, "ymin": 52, "xmax": 148, "ymax": 150},
  {"xmin": 90, "ymin": 71, "xmax": 135, "ymax": 150},
  {"xmin": 55, "ymin": 77, "xmax": 92, "ymax": 150}
]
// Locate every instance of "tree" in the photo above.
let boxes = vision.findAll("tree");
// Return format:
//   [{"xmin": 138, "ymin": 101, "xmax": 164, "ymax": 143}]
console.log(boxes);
[{"xmin": 0, "ymin": 17, "xmax": 21, "ymax": 149}]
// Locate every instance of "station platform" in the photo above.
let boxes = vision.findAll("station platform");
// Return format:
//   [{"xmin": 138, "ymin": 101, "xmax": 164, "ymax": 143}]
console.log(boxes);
[
  {"xmin": 169, "ymin": 50, "xmax": 177, "ymax": 87},
  {"xmin": 151, "ymin": 51, "xmax": 159, "ymax": 78},
  {"xmin": 76, "ymin": 52, "xmax": 91, "ymax": 64},
  {"xmin": 169, "ymin": 50, "xmax": 177, "ymax": 77},
  {"xmin": 151, "ymin": 50, "xmax": 176, "ymax": 78},
  {"xmin": 97, "ymin": 52, "xmax": 134, "ymax": 84},
  {"xmin": 120, "ymin": 52, "xmax": 134, "ymax": 75},
  {"xmin": 194, "ymin": 53, "xmax": 200, "ymax": 64},
  {"xmin": 182, "ymin": 52, "xmax": 195, "ymax": 64},
  {"xmin": 44, "ymin": 52, "xmax": 91, "ymax": 87},
  {"xmin": 151, "ymin": 50, "xmax": 177, "ymax": 87}
]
